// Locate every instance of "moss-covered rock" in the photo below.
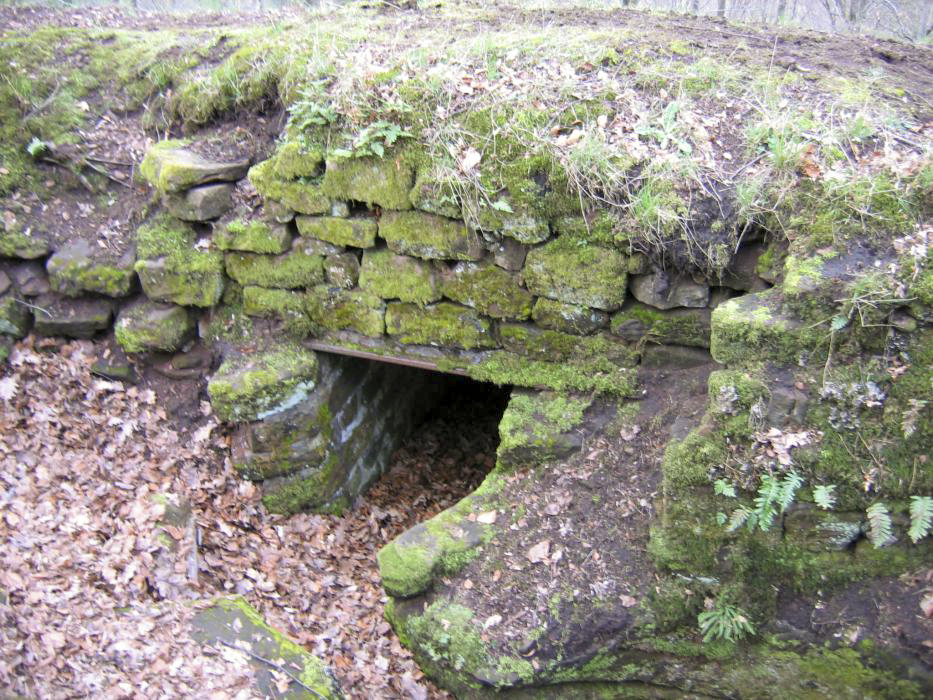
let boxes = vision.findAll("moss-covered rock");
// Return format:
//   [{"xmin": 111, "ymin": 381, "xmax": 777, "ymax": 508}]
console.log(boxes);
[
  {"xmin": 225, "ymin": 247, "xmax": 324, "ymax": 289},
  {"xmin": 464, "ymin": 194, "xmax": 550, "ymax": 244},
  {"xmin": 242, "ymin": 286, "xmax": 313, "ymax": 336},
  {"xmin": 213, "ymin": 217, "xmax": 292, "ymax": 254},
  {"xmin": 499, "ymin": 324, "xmax": 636, "ymax": 366},
  {"xmin": 139, "ymin": 140, "xmax": 250, "ymax": 194},
  {"xmin": 208, "ymin": 345, "xmax": 319, "ymax": 423},
  {"xmin": 497, "ymin": 389, "xmax": 592, "ymax": 469},
  {"xmin": 524, "ymin": 237, "xmax": 628, "ymax": 311},
  {"xmin": 409, "ymin": 172, "xmax": 461, "ymax": 219},
  {"xmin": 611, "ymin": 301, "xmax": 711, "ymax": 348},
  {"xmin": 0, "ymin": 224, "xmax": 50, "ymax": 259},
  {"xmin": 248, "ymin": 159, "xmax": 331, "ymax": 215},
  {"xmin": 190, "ymin": 597, "xmax": 341, "ymax": 700},
  {"xmin": 270, "ymin": 139, "xmax": 324, "ymax": 180},
  {"xmin": 114, "ymin": 300, "xmax": 193, "ymax": 353},
  {"xmin": 358, "ymin": 248, "xmax": 442, "ymax": 304},
  {"xmin": 164, "ymin": 182, "xmax": 234, "ymax": 222},
  {"xmin": 386, "ymin": 302, "xmax": 497, "ymax": 349},
  {"xmin": 710, "ymin": 288, "xmax": 827, "ymax": 366},
  {"xmin": 531, "ymin": 298, "xmax": 609, "ymax": 335},
  {"xmin": 0, "ymin": 291, "xmax": 31, "ymax": 337},
  {"xmin": 306, "ymin": 285, "xmax": 385, "ymax": 337},
  {"xmin": 295, "ymin": 215, "xmax": 377, "ymax": 248},
  {"xmin": 380, "ymin": 211, "xmax": 483, "ymax": 261},
  {"xmin": 321, "ymin": 152, "xmax": 414, "ymax": 210},
  {"xmin": 46, "ymin": 239, "xmax": 136, "ymax": 298},
  {"xmin": 33, "ymin": 295, "xmax": 113, "ymax": 339},
  {"xmin": 134, "ymin": 215, "xmax": 224, "ymax": 308},
  {"xmin": 440, "ymin": 260, "xmax": 534, "ymax": 320},
  {"xmin": 323, "ymin": 252, "xmax": 360, "ymax": 289}
]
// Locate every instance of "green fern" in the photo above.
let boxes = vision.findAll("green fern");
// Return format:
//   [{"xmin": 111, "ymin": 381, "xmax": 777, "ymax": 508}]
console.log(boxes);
[
  {"xmin": 714, "ymin": 479, "xmax": 736, "ymax": 498},
  {"xmin": 908, "ymin": 496, "xmax": 933, "ymax": 543},
  {"xmin": 726, "ymin": 505, "xmax": 753, "ymax": 533},
  {"xmin": 754, "ymin": 475, "xmax": 782, "ymax": 532},
  {"xmin": 866, "ymin": 502, "xmax": 895, "ymax": 547},
  {"xmin": 778, "ymin": 471, "xmax": 803, "ymax": 512},
  {"xmin": 813, "ymin": 484, "xmax": 837, "ymax": 510},
  {"xmin": 697, "ymin": 601, "xmax": 755, "ymax": 643}
]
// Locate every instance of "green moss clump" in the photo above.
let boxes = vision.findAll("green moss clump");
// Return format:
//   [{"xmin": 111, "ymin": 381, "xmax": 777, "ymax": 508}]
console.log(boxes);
[
  {"xmin": 295, "ymin": 215, "xmax": 377, "ymax": 248},
  {"xmin": 242, "ymin": 286, "xmax": 313, "ymax": 337},
  {"xmin": 385, "ymin": 302, "xmax": 497, "ymax": 350},
  {"xmin": 524, "ymin": 237, "xmax": 629, "ymax": 311},
  {"xmin": 497, "ymin": 390, "xmax": 592, "ymax": 467},
  {"xmin": 134, "ymin": 214, "xmax": 224, "ymax": 307},
  {"xmin": 440, "ymin": 260, "xmax": 534, "ymax": 320},
  {"xmin": 207, "ymin": 345, "xmax": 319, "ymax": 423},
  {"xmin": 0, "ymin": 226, "xmax": 50, "ymax": 259},
  {"xmin": 248, "ymin": 159, "xmax": 331, "ymax": 215},
  {"xmin": 0, "ymin": 293, "xmax": 31, "ymax": 338},
  {"xmin": 46, "ymin": 242, "xmax": 136, "ymax": 298},
  {"xmin": 380, "ymin": 211, "xmax": 484, "ymax": 261},
  {"xmin": 271, "ymin": 139, "xmax": 324, "ymax": 179},
  {"xmin": 610, "ymin": 302, "xmax": 711, "ymax": 348},
  {"xmin": 531, "ymin": 298, "xmax": 609, "ymax": 335},
  {"xmin": 321, "ymin": 151, "xmax": 414, "ymax": 210},
  {"xmin": 305, "ymin": 285, "xmax": 385, "ymax": 337},
  {"xmin": 213, "ymin": 218, "xmax": 292, "ymax": 254},
  {"xmin": 139, "ymin": 139, "xmax": 249, "ymax": 194},
  {"xmin": 499, "ymin": 324, "xmax": 636, "ymax": 367},
  {"xmin": 225, "ymin": 248, "xmax": 324, "ymax": 289},
  {"xmin": 358, "ymin": 248, "xmax": 442, "ymax": 304},
  {"xmin": 114, "ymin": 301, "xmax": 193, "ymax": 354}
]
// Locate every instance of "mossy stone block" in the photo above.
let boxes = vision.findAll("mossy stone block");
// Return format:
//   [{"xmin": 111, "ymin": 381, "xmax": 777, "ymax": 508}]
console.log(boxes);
[
  {"xmin": 380, "ymin": 211, "xmax": 483, "ymax": 261},
  {"xmin": 531, "ymin": 298, "xmax": 608, "ymax": 335},
  {"xmin": 324, "ymin": 253, "xmax": 360, "ymax": 289},
  {"xmin": 248, "ymin": 160, "xmax": 330, "ymax": 215},
  {"xmin": 295, "ymin": 216, "xmax": 377, "ymax": 248},
  {"xmin": 465, "ymin": 196, "xmax": 550, "ymax": 244},
  {"xmin": 409, "ymin": 173, "xmax": 461, "ymax": 219},
  {"xmin": 441, "ymin": 260, "xmax": 533, "ymax": 319},
  {"xmin": 611, "ymin": 301, "xmax": 711, "ymax": 348},
  {"xmin": 271, "ymin": 140, "xmax": 324, "ymax": 180},
  {"xmin": 208, "ymin": 345, "xmax": 319, "ymax": 423},
  {"xmin": 242, "ymin": 285, "xmax": 308, "ymax": 320},
  {"xmin": 139, "ymin": 140, "xmax": 250, "ymax": 194},
  {"xmin": 214, "ymin": 218, "xmax": 292, "ymax": 254},
  {"xmin": 497, "ymin": 389, "xmax": 592, "ymax": 469},
  {"xmin": 306, "ymin": 285, "xmax": 385, "ymax": 337},
  {"xmin": 33, "ymin": 296, "xmax": 113, "ymax": 339},
  {"xmin": 46, "ymin": 239, "xmax": 136, "ymax": 298},
  {"xmin": 0, "ymin": 226, "xmax": 49, "ymax": 259},
  {"xmin": 190, "ymin": 597, "xmax": 341, "ymax": 700},
  {"xmin": 499, "ymin": 323, "xmax": 636, "ymax": 366},
  {"xmin": 225, "ymin": 248, "xmax": 324, "ymax": 289},
  {"xmin": 710, "ymin": 288, "xmax": 826, "ymax": 366},
  {"xmin": 386, "ymin": 302, "xmax": 497, "ymax": 350},
  {"xmin": 164, "ymin": 183, "xmax": 234, "ymax": 222},
  {"xmin": 0, "ymin": 292, "xmax": 31, "ymax": 337},
  {"xmin": 358, "ymin": 248, "xmax": 442, "ymax": 304},
  {"xmin": 524, "ymin": 238, "xmax": 628, "ymax": 311},
  {"xmin": 321, "ymin": 153, "xmax": 414, "ymax": 210},
  {"xmin": 114, "ymin": 300, "xmax": 193, "ymax": 353},
  {"xmin": 134, "ymin": 216, "xmax": 224, "ymax": 308}
]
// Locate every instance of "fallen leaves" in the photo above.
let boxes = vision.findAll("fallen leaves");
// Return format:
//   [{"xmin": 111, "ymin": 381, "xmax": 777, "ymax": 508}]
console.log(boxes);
[{"xmin": 526, "ymin": 540, "xmax": 551, "ymax": 564}]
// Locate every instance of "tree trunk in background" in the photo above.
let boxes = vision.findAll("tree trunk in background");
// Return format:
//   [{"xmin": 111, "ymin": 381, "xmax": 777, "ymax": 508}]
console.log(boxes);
[{"xmin": 717, "ymin": 0, "xmax": 726, "ymax": 19}]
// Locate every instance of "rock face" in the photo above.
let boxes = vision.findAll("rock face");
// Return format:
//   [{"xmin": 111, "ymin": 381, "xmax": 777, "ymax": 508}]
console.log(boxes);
[
  {"xmin": 164, "ymin": 183, "xmax": 234, "ymax": 222},
  {"xmin": 46, "ymin": 239, "xmax": 136, "ymax": 298},
  {"xmin": 140, "ymin": 140, "xmax": 250, "ymax": 193},
  {"xmin": 33, "ymin": 296, "xmax": 113, "ymax": 339},
  {"xmin": 115, "ymin": 300, "xmax": 193, "ymax": 353}
]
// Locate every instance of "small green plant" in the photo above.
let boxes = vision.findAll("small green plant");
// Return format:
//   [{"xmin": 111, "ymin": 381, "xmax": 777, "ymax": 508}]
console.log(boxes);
[
  {"xmin": 724, "ymin": 471, "xmax": 802, "ymax": 533},
  {"xmin": 331, "ymin": 120, "xmax": 412, "ymax": 159},
  {"xmin": 865, "ymin": 502, "xmax": 895, "ymax": 547},
  {"xmin": 634, "ymin": 100, "xmax": 692, "ymax": 155},
  {"xmin": 908, "ymin": 496, "xmax": 933, "ymax": 544},
  {"xmin": 697, "ymin": 600, "xmax": 755, "ymax": 643},
  {"xmin": 813, "ymin": 484, "xmax": 837, "ymax": 510}
]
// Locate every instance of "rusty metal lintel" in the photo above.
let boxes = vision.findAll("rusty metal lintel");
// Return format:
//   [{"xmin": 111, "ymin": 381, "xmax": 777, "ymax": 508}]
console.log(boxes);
[{"xmin": 305, "ymin": 340, "xmax": 469, "ymax": 376}]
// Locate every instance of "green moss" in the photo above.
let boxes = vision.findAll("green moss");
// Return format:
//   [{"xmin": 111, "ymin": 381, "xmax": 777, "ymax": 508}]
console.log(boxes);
[
  {"xmin": 225, "ymin": 249, "xmax": 324, "ymax": 289},
  {"xmin": 248, "ymin": 159, "xmax": 331, "ymax": 215},
  {"xmin": 380, "ymin": 211, "xmax": 483, "ymax": 261},
  {"xmin": 321, "ymin": 149, "xmax": 414, "ymax": 210},
  {"xmin": 661, "ymin": 425, "xmax": 728, "ymax": 490},
  {"xmin": 0, "ymin": 227, "xmax": 50, "ymax": 259},
  {"xmin": 271, "ymin": 138, "xmax": 324, "ymax": 180},
  {"xmin": 358, "ymin": 248, "xmax": 442, "ymax": 305},
  {"xmin": 0, "ymin": 294, "xmax": 31, "ymax": 338},
  {"xmin": 385, "ymin": 302, "xmax": 497, "ymax": 350},
  {"xmin": 531, "ymin": 298, "xmax": 609, "ymax": 335},
  {"xmin": 295, "ymin": 215, "xmax": 377, "ymax": 248},
  {"xmin": 214, "ymin": 218, "xmax": 292, "ymax": 254},
  {"xmin": 610, "ymin": 302, "xmax": 711, "ymax": 348},
  {"xmin": 305, "ymin": 285, "xmax": 385, "ymax": 337},
  {"xmin": 242, "ymin": 286, "xmax": 313, "ymax": 337},
  {"xmin": 499, "ymin": 324, "xmax": 637, "ymax": 367},
  {"xmin": 260, "ymin": 454, "xmax": 351, "ymax": 516},
  {"xmin": 440, "ymin": 261, "xmax": 534, "ymax": 320},
  {"xmin": 497, "ymin": 390, "xmax": 591, "ymax": 466},
  {"xmin": 524, "ymin": 236, "xmax": 629, "ymax": 311},
  {"xmin": 207, "ymin": 344, "xmax": 319, "ymax": 423},
  {"xmin": 114, "ymin": 301, "xmax": 193, "ymax": 354}
]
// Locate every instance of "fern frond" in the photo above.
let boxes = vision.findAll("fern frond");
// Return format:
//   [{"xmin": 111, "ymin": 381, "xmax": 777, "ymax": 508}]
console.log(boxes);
[
  {"xmin": 908, "ymin": 496, "xmax": 933, "ymax": 544},
  {"xmin": 698, "ymin": 603, "xmax": 755, "ymax": 643},
  {"xmin": 726, "ymin": 506, "xmax": 752, "ymax": 533},
  {"xmin": 714, "ymin": 479, "xmax": 736, "ymax": 498},
  {"xmin": 778, "ymin": 471, "xmax": 803, "ymax": 512},
  {"xmin": 866, "ymin": 502, "xmax": 895, "ymax": 547},
  {"xmin": 813, "ymin": 484, "xmax": 837, "ymax": 510},
  {"xmin": 754, "ymin": 475, "xmax": 781, "ymax": 531}
]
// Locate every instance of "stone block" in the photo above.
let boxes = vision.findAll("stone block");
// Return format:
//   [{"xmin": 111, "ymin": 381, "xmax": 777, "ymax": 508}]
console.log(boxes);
[
  {"xmin": 33, "ymin": 295, "xmax": 112, "ymax": 339},
  {"xmin": 323, "ymin": 253, "xmax": 360, "ymax": 289},
  {"xmin": 269, "ymin": 140, "xmax": 324, "ymax": 180},
  {"xmin": 409, "ymin": 173, "xmax": 461, "ymax": 219},
  {"xmin": 0, "ymin": 270, "xmax": 9, "ymax": 296},
  {"xmin": 0, "ymin": 223, "xmax": 49, "ymax": 259},
  {"xmin": 380, "ymin": 211, "xmax": 483, "ymax": 261},
  {"xmin": 225, "ymin": 248, "xmax": 324, "ymax": 289},
  {"xmin": 7, "ymin": 262, "xmax": 50, "ymax": 296},
  {"xmin": 321, "ymin": 153, "xmax": 414, "ymax": 210},
  {"xmin": 208, "ymin": 345, "xmax": 319, "ymax": 423},
  {"xmin": 610, "ymin": 302, "xmax": 711, "ymax": 348},
  {"xmin": 464, "ymin": 196, "xmax": 549, "ymax": 244},
  {"xmin": 140, "ymin": 140, "xmax": 250, "ymax": 193},
  {"xmin": 0, "ymin": 291, "xmax": 31, "ymax": 337},
  {"xmin": 487, "ymin": 236, "xmax": 527, "ymax": 271},
  {"xmin": 499, "ymin": 324, "xmax": 636, "ymax": 366},
  {"xmin": 295, "ymin": 215, "xmax": 377, "ymax": 248},
  {"xmin": 248, "ymin": 160, "xmax": 330, "ymax": 215},
  {"xmin": 306, "ymin": 285, "xmax": 386, "ymax": 337},
  {"xmin": 134, "ymin": 216, "xmax": 224, "ymax": 308},
  {"xmin": 640, "ymin": 344, "xmax": 714, "ymax": 369},
  {"xmin": 531, "ymin": 298, "xmax": 608, "ymax": 335},
  {"xmin": 164, "ymin": 183, "xmax": 234, "ymax": 222},
  {"xmin": 46, "ymin": 239, "xmax": 136, "ymax": 298},
  {"xmin": 386, "ymin": 302, "xmax": 497, "ymax": 350},
  {"xmin": 213, "ymin": 218, "xmax": 292, "ymax": 254},
  {"xmin": 523, "ymin": 238, "xmax": 628, "ymax": 311},
  {"xmin": 114, "ymin": 300, "xmax": 193, "ymax": 353},
  {"xmin": 497, "ymin": 389, "xmax": 593, "ymax": 470},
  {"xmin": 358, "ymin": 248, "xmax": 442, "ymax": 304},
  {"xmin": 629, "ymin": 268, "xmax": 710, "ymax": 310},
  {"xmin": 440, "ymin": 260, "xmax": 533, "ymax": 319}
]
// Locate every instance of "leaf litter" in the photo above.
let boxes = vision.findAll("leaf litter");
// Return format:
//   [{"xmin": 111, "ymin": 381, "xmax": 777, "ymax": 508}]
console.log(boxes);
[{"xmin": 0, "ymin": 335, "xmax": 507, "ymax": 699}]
